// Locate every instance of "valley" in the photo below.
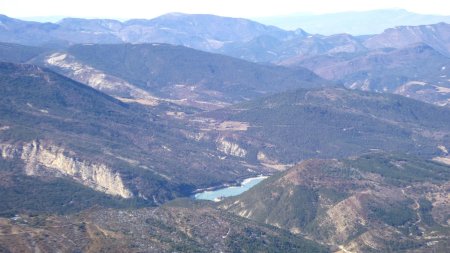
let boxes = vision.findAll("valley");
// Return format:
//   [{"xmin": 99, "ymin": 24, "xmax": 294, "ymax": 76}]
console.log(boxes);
[{"xmin": 0, "ymin": 8, "xmax": 450, "ymax": 253}]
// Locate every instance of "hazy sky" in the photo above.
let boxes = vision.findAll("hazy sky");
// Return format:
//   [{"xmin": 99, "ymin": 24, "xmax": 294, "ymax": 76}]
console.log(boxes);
[{"xmin": 2, "ymin": 0, "xmax": 450, "ymax": 20}]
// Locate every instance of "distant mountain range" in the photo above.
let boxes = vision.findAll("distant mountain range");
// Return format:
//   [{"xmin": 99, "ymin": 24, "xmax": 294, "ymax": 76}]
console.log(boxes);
[
  {"xmin": 285, "ymin": 43, "xmax": 450, "ymax": 106},
  {"xmin": 2, "ymin": 13, "xmax": 450, "ymax": 108},
  {"xmin": 254, "ymin": 9, "xmax": 450, "ymax": 35},
  {"xmin": 19, "ymin": 9, "xmax": 450, "ymax": 36},
  {"xmin": 2, "ymin": 12, "xmax": 450, "ymax": 61},
  {"xmin": 0, "ymin": 13, "xmax": 289, "ymax": 49}
]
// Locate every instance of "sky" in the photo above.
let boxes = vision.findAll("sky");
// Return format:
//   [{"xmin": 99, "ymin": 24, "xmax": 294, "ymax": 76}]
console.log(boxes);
[{"xmin": 1, "ymin": 0, "xmax": 450, "ymax": 20}]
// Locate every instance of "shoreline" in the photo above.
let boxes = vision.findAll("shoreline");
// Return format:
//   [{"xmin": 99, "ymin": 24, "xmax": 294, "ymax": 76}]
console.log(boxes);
[
  {"xmin": 193, "ymin": 175, "xmax": 269, "ymax": 201},
  {"xmin": 192, "ymin": 174, "xmax": 270, "ymax": 194}
]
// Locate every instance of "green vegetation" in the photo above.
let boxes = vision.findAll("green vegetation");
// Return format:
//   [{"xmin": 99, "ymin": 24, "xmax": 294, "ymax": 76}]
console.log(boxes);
[
  {"xmin": 318, "ymin": 188, "xmax": 349, "ymax": 204},
  {"xmin": 0, "ymin": 173, "xmax": 150, "ymax": 217},
  {"xmin": 419, "ymin": 198, "xmax": 437, "ymax": 227},
  {"xmin": 226, "ymin": 183, "xmax": 319, "ymax": 229},
  {"xmin": 226, "ymin": 226, "xmax": 328, "ymax": 253},
  {"xmin": 0, "ymin": 42, "xmax": 46, "ymax": 63},
  {"xmin": 0, "ymin": 158, "xmax": 152, "ymax": 218},
  {"xmin": 222, "ymin": 153, "xmax": 450, "ymax": 252},
  {"xmin": 418, "ymin": 198, "xmax": 450, "ymax": 237},
  {"xmin": 0, "ymin": 62, "xmax": 260, "ymax": 205},
  {"xmin": 209, "ymin": 87, "xmax": 450, "ymax": 164},
  {"xmin": 63, "ymin": 43, "xmax": 329, "ymax": 103},
  {"xmin": 367, "ymin": 200, "xmax": 417, "ymax": 227},
  {"xmin": 345, "ymin": 153, "xmax": 450, "ymax": 186}
]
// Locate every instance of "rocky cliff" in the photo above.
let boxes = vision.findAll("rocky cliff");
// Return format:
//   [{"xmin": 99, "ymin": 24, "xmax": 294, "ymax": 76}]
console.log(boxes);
[
  {"xmin": 44, "ymin": 52, "xmax": 159, "ymax": 106},
  {"xmin": 216, "ymin": 137, "xmax": 247, "ymax": 158},
  {"xmin": 0, "ymin": 140, "xmax": 133, "ymax": 198}
]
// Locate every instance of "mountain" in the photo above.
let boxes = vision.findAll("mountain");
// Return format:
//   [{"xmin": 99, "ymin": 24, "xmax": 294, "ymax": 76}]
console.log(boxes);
[
  {"xmin": 2, "ymin": 13, "xmax": 450, "ymax": 66},
  {"xmin": 2, "ymin": 13, "xmax": 450, "ymax": 60},
  {"xmin": 221, "ymin": 153, "xmax": 450, "ymax": 252},
  {"xmin": 0, "ymin": 14, "xmax": 121, "ymax": 46},
  {"xmin": 284, "ymin": 44, "xmax": 450, "ymax": 106},
  {"xmin": 254, "ymin": 9, "xmax": 450, "ymax": 35},
  {"xmin": 0, "ymin": 13, "xmax": 367, "ymax": 64},
  {"xmin": 364, "ymin": 22, "xmax": 450, "ymax": 56},
  {"xmin": 0, "ymin": 15, "xmax": 60, "ymax": 46},
  {"xmin": 0, "ymin": 42, "xmax": 47, "ymax": 63},
  {"xmin": 0, "ymin": 62, "xmax": 273, "ymax": 211},
  {"xmin": 34, "ymin": 43, "xmax": 331, "ymax": 109},
  {"xmin": 120, "ymin": 13, "xmax": 290, "ymax": 50},
  {"xmin": 219, "ymin": 32, "xmax": 367, "ymax": 63},
  {"xmin": 0, "ymin": 13, "xmax": 292, "ymax": 49},
  {"xmin": 0, "ymin": 13, "xmax": 366, "ymax": 64},
  {"xmin": 202, "ymin": 87, "xmax": 450, "ymax": 167},
  {"xmin": 0, "ymin": 200, "xmax": 329, "ymax": 253},
  {"xmin": 19, "ymin": 15, "xmax": 67, "ymax": 23}
]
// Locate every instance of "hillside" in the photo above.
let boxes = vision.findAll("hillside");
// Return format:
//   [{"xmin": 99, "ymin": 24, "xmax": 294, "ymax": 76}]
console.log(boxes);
[
  {"xmin": 364, "ymin": 23, "xmax": 450, "ymax": 56},
  {"xmin": 284, "ymin": 44, "xmax": 450, "ymax": 106},
  {"xmin": 0, "ymin": 42, "xmax": 47, "ymax": 63},
  {"xmin": 0, "ymin": 62, "xmax": 270, "ymax": 210},
  {"xmin": 219, "ymin": 33, "xmax": 367, "ymax": 63},
  {"xmin": 119, "ymin": 13, "xmax": 289, "ymax": 50},
  {"xmin": 201, "ymin": 87, "xmax": 450, "ymax": 167},
  {"xmin": 221, "ymin": 153, "xmax": 450, "ymax": 252},
  {"xmin": 35, "ymin": 43, "xmax": 330, "ymax": 109},
  {"xmin": 0, "ymin": 201, "xmax": 329, "ymax": 253}
]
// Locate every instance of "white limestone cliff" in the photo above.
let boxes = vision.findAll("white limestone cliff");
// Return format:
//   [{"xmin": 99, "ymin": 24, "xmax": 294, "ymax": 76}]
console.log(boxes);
[
  {"xmin": 216, "ymin": 137, "xmax": 247, "ymax": 158},
  {"xmin": 0, "ymin": 140, "xmax": 133, "ymax": 198}
]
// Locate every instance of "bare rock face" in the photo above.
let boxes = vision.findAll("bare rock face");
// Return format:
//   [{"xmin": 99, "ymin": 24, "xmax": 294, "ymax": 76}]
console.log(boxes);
[
  {"xmin": 0, "ymin": 140, "xmax": 133, "ymax": 198},
  {"xmin": 316, "ymin": 194, "xmax": 369, "ymax": 244},
  {"xmin": 216, "ymin": 137, "xmax": 247, "ymax": 158},
  {"xmin": 44, "ymin": 52, "xmax": 159, "ymax": 106},
  {"xmin": 0, "ymin": 142, "xmax": 19, "ymax": 159}
]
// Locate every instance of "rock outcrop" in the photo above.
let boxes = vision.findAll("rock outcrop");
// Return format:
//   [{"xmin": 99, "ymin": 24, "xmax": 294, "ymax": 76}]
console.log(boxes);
[
  {"xmin": 45, "ymin": 52, "xmax": 159, "ymax": 106},
  {"xmin": 216, "ymin": 137, "xmax": 247, "ymax": 158},
  {"xmin": 0, "ymin": 140, "xmax": 133, "ymax": 198}
]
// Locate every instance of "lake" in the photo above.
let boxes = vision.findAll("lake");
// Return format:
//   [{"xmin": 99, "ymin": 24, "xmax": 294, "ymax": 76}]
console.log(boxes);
[{"xmin": 194, "ymin": 175, "xmax": 268, "ymax": 202}]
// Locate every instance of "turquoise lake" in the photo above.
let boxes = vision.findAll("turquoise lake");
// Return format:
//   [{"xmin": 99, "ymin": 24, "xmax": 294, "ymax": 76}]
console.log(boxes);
[{"xmin": 194, "ymin": 176, "xmax": 268, "ymax": 202}]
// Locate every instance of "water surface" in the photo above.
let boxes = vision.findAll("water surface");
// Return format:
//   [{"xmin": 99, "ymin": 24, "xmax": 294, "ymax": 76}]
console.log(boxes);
[{"xmin": 194, "ymin": 175, "xmax": 268, "ymax": 202}]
